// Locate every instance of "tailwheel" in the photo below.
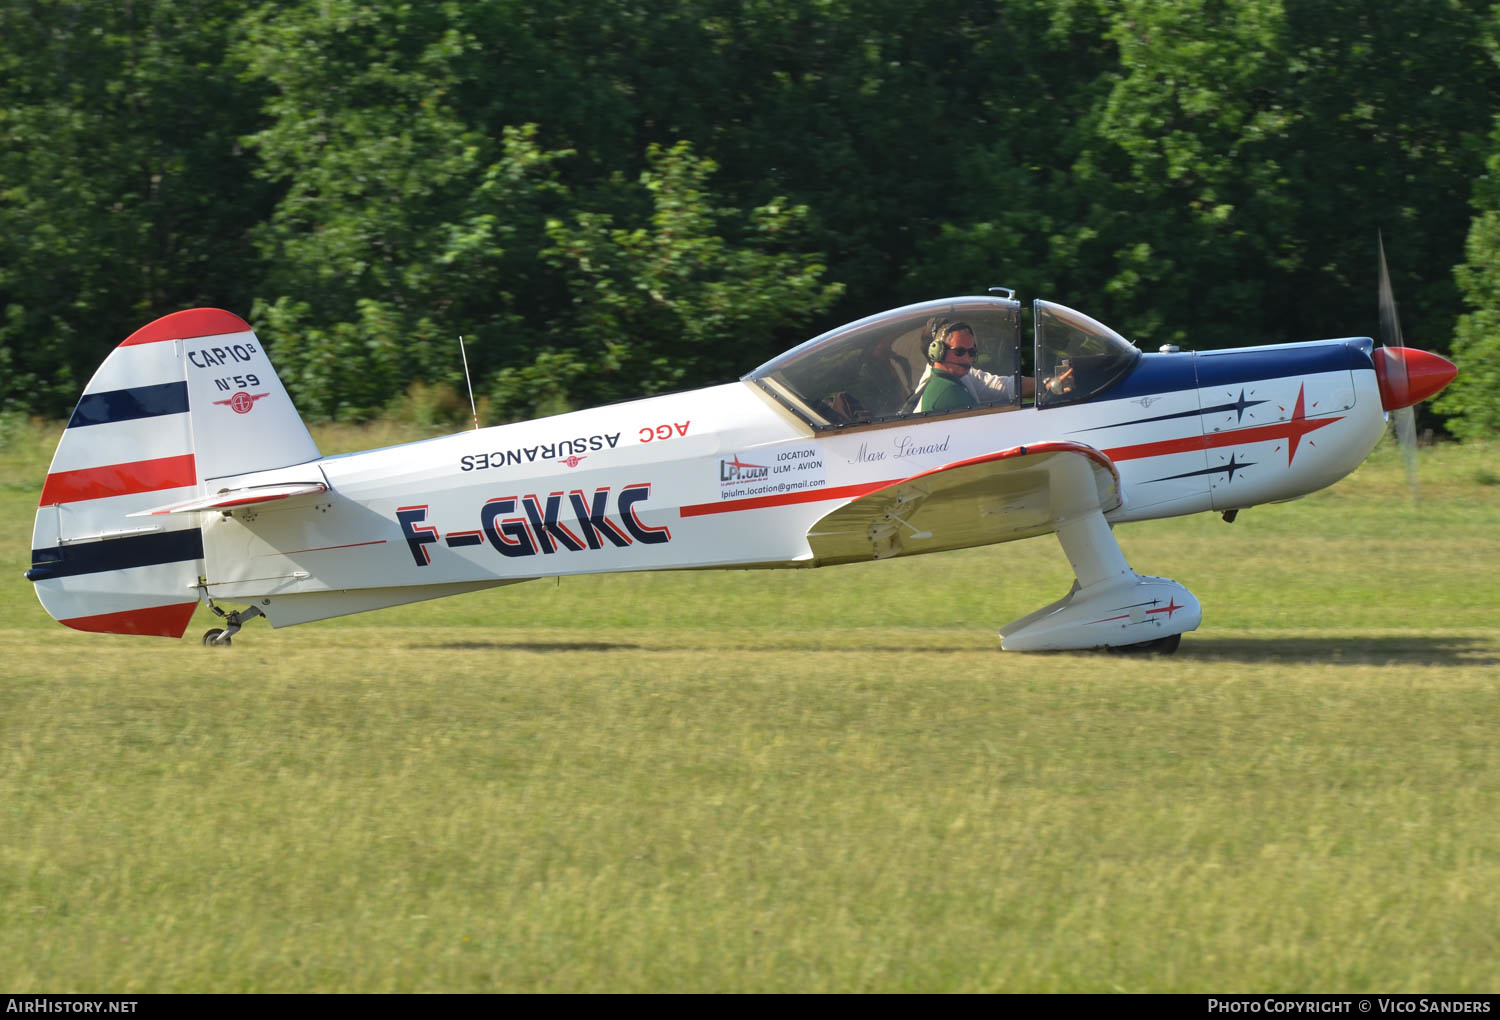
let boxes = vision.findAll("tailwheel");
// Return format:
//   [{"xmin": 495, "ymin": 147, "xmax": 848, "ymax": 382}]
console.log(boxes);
[
  {"xmin": 200, "ymin": 600, "xmax": 264, "ymax": 648},
  {"xmin": 1109, "ymin": 633, "xmax": 1182, "ymax": 655}
]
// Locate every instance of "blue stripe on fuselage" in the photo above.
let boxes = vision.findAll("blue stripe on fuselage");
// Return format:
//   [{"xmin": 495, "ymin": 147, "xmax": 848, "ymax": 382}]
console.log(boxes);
[
  {"xmin": 67, "ymin": 381, "xmax": 190, "ymax": 428},
  {"xmin": 1098, "ymin": 338, "xmax": 1374, "ymax": 403},
  {"xmin": 1100, "ymin": 353, "xmax": 1198, "ymax": 401},
  {"xmin": 1194, "ymin": 338, "xmax": 1372, "ymax": 389}
]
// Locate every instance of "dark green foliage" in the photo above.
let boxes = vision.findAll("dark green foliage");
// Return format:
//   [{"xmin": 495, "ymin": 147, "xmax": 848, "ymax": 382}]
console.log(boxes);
[
  {"xmin": 541, "ymin": 142, "xmax": 843, "ymax": 409},
  {"xmin": 1440, "ymin": 135, "xmax": 1500, "ymax": 439},
  {"xmin": 1439, "ymin": 7, "xmax": 1500, "ymax": 439},
  {"xmin": 0, "ymin": 0, "xmax": 275, "ymax": 416},
  {"xmin": 3, "ymin": 0, "xmax": 1499, "ymax": 432}
]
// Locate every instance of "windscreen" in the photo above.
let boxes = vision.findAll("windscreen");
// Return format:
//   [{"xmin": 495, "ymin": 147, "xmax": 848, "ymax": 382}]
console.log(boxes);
[{"xmin": 1033, "ymin": 300, "xmax": 1141, "ymax": 408}]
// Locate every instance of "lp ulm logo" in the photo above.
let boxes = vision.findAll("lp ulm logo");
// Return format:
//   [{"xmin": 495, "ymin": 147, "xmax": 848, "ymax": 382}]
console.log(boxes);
[{"xmin": 720, "ymin": 456, "xmax": 769, "ymax": 485}]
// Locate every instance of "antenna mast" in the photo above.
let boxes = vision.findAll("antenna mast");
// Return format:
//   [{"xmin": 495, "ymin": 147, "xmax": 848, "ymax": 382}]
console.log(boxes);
[{"xmin": 459, "ymin": 335, "xmax": 479, "ymax": 431}]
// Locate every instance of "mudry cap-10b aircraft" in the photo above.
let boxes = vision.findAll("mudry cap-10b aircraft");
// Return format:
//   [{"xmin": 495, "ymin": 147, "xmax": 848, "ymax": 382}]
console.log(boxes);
[{"xmin": 27, "ymin": 264, "xmax": 1456, "ymax": 652}]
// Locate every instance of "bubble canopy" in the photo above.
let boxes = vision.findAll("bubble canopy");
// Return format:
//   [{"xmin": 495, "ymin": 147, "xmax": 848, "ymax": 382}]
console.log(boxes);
[{"xmin": 744, "ymin": 295, "xmax": 1139, "ymax": 428}]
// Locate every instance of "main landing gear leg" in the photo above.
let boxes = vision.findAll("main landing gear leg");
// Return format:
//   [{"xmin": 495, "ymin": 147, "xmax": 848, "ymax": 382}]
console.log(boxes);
[
  {"xmin": 202, "ymin": 600, "xmax": 264, "ymax": 647},
  {"xmin": 998, "ymin": 460, "xmax": 1202, "ymax": 652}
]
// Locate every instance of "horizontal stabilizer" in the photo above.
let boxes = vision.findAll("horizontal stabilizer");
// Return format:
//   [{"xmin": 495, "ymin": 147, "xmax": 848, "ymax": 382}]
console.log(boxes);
[{"xmin": 129, "ymin": 482, "xmax": 328, "ymax": 517}]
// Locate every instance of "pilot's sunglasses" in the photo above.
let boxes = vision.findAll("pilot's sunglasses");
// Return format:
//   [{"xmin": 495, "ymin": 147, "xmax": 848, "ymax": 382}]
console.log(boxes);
[{"xmin": 944, "ymin": 345, "xmax": 978, "ymax": 357}]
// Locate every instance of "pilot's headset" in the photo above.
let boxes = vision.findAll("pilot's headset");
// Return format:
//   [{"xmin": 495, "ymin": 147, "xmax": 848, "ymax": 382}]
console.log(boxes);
[{"xmin": 924, "ymin": 317, "xmax": 974, "ymax": 363}]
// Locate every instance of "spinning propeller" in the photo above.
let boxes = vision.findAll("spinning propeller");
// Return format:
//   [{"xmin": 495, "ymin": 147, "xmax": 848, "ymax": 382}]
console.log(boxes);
[{"xmin": 1373, "ymin": 235, "xmax": 1457, "ymax": 501}]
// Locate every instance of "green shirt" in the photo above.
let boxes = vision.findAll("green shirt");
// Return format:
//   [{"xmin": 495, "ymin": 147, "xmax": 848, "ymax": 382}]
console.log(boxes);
[{"xmin": 918, "ymin": 369, "xmax": 977, "ymax": 413}]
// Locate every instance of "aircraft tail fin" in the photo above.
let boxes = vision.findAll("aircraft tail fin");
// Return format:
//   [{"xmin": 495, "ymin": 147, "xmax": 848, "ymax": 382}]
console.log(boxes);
[{"xmin": 26, "ymin": 309, "xmax": 320, "ymax": 637}]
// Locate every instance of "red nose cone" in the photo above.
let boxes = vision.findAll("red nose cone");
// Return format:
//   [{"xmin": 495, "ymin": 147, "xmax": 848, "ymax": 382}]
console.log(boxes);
[{"xmin": 1373, "ymin": 347, "xmax": 1458, "ymax": 411}]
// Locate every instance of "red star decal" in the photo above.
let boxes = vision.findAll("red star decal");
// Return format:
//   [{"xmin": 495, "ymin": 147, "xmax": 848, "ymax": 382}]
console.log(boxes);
[
  {"xmin": 1148, "ymin": 598, "xmax": 1184, "ymax": 619},
  {"xmin": 1280, "ymin": 384, "xmax": 1330, "ymax": 466}
]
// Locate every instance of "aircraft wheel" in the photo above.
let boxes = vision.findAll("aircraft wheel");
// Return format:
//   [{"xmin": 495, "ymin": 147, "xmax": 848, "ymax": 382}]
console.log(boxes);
[
  {"xmin": 202, "ymin": 628, "xmax": 230, "ymax": 648},
  {"xmin": 1109, "ymin": 633, "xmax": 1181, "ymax": 655},
  {"xmin": 1151, "ymin": 633, "xmax": 1182, "ymax": 655}
]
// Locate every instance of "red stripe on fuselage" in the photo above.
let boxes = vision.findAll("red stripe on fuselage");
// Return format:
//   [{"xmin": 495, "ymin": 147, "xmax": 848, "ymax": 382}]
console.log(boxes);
[
  {"xmin": 680, "ymin": 480, "xmax": 892, "ymax": 518},
  {"xmin": 283, "ymin": 539, "xmax": 388, "ymax": 555},
  {"xmin": 1102, "ymin": 415, "xmax": 1342, "ymax": 465},
  {"xmin": 680, "ymin": 442, "xmax": 1120, "ymax": 518},
  {"xmin": 40, "ymin": 454, "xmax": 197, "ymax": 506}
]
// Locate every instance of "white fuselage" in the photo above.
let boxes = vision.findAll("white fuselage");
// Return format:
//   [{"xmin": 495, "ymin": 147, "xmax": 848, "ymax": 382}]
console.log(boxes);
[{"xmin": 198, "ymin": 341, "xmax": 1387, "ymax": 622}]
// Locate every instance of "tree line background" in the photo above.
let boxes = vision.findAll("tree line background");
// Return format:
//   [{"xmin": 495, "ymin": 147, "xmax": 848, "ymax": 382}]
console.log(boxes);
[{"xmin": 3, "ymin": 0, "xmax": 1499, "ymax": 436}]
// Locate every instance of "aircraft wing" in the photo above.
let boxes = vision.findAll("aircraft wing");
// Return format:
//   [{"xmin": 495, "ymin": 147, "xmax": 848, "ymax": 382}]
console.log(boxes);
[{"xmin": 806, "ymin": 442, "xmax": 1121, "ymax": 564}]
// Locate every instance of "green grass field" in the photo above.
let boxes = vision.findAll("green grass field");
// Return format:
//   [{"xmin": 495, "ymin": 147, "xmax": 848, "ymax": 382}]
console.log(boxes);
[{"xmin": 2, "ymin": 418, "xmax": 1497, "ymax": 992}]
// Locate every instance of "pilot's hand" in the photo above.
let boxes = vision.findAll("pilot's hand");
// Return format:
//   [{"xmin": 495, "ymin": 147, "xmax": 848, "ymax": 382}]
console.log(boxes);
[{"xmin": 1044, "ymin": 361, "xmax": 1075, "ymax": 395}]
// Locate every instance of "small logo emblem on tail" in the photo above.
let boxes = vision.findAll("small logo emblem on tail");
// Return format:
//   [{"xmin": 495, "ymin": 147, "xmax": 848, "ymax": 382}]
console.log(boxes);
[{"xmin": 214, "ymin": 391, "xmax": 269, "ymax": 414}]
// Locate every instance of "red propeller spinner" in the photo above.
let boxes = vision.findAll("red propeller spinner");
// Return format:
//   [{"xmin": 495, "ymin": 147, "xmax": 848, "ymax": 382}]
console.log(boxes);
[{"xmin": 1372, "ymin": 346, "xmax": 1458, "ymax": 411}]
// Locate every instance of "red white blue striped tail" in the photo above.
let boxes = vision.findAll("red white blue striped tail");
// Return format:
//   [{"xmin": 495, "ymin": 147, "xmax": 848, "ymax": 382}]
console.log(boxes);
[{"xmin": 27, "ymin": 309, "xmax": 320, "ymax": 637}]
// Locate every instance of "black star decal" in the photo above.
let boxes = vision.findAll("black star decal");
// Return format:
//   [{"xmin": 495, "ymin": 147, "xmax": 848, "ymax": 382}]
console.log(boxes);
[
  {"xmin": 1147, "ymin": 451, "xmax": 1257, "ymax": 484},
  {"xmin": 1223, "ymin": 388, "xmax": 1266, "ymax": 423}
]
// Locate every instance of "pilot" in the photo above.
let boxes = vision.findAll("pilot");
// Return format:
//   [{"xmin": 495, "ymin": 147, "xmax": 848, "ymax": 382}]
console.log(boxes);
[
  {"xmin": 913, "ymin": 318, "xmax": 1036, "ymax": 413},
  {"xmin": 918, "ymin": 319, "xmax": 979, "ymax": 413}
]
